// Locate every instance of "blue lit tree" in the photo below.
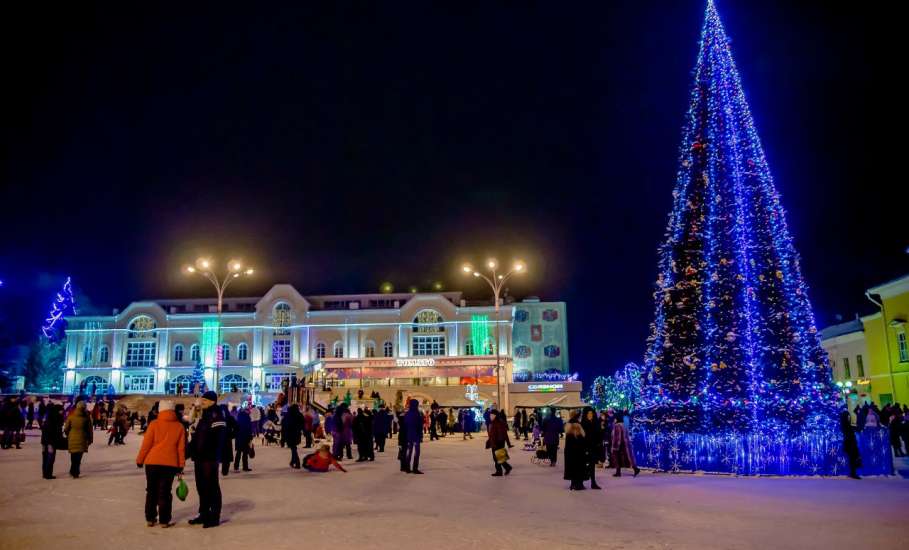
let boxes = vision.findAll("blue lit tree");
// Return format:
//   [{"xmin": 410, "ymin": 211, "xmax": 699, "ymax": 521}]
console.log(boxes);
[
  {"xmin": 638, "ymin": 1, "xmax": 840, "ymax": 437},
  {"xmin": 190, "ymin": 361, "xmax": 206, "ymax": 395},
  {"xmin": 42, "ymin": 277, "xmax": 77, "ymax": 343}
]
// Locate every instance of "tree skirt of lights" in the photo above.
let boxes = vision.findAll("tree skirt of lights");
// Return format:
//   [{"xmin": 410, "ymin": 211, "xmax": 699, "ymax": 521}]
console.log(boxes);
[{"xmin": 631, "ymin": 427, "xmax": 894, "ymax": 476}]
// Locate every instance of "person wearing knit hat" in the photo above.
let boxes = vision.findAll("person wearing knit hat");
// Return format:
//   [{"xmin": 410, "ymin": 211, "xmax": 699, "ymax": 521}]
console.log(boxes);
[
  {"xmin": 187, "ymin": 389, "xmax": 226, "ymax": 528},
  {"xmin": 201, "ymin": 391, "xmax": 218, "ymax": 404},
  {"xmin": 137, "ymin": 399, "xmax": 185, "ymax": 527}
]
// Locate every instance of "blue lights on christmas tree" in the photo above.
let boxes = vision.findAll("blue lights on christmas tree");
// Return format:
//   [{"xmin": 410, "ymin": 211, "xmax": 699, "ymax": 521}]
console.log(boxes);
[
  {"xmin": 630, "ymin": 1, "xmax": 894, "ymax": 475},
  {"xmin": 42, "ymin": 276, "xmax": 77, "ymax": 343}
]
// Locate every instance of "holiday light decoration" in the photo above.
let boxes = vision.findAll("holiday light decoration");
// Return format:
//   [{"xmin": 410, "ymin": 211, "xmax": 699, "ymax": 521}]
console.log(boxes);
[
  {"xmin": 633, "ymin": 1, "xmax": 892, "ymax": 475},
  {"xmin": 42, "ymin": 277, "xmax": 77, "ymax": 342},
  {"xmin": 590, "ymin": 363, "xmax": 644, "ymax": 411}
]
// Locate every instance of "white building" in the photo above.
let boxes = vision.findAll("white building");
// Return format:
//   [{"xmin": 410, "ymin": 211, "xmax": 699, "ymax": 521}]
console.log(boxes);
[
  {"xmin": 820, "ymin": 318, "xmax": 871, "ymax": 407},
  {"xmin": 62, "ymin": 285, "xmax": 576, "ymax": 410}
]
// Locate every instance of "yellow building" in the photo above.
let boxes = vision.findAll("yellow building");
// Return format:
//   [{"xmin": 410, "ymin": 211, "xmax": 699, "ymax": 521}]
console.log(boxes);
[{"xmin": 861, "ymin": 274, "xmax": 909, "ymax": 406}]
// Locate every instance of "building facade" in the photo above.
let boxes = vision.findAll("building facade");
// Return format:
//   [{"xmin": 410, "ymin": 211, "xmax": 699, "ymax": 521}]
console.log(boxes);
[
  {"xmin": 62, "ymin": 285, "xmax": 573, "ymax": 409},
  {"xmin": 861, "ymin": 274, "xmax": 909, "ymax": 406},
  {"xmin": 820, "ymin": 319, "xmax": 871, "ymax": 409}
]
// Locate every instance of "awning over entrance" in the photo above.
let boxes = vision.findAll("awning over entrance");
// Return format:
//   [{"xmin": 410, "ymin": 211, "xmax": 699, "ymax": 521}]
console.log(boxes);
[
  {"xmin": 510, "ymin": 392, "xmax": 588, "ymax": 409},
  {"xmin": 437, "ymin": 396, "xmax": 483, "ymax": 408}
]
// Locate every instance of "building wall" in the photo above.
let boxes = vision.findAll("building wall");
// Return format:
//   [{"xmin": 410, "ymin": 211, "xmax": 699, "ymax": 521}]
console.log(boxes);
[
  {"xmin": 821, "ymin": 330, "xmax": 871, "ymax": 407},
  {"xmin": 861, "ymin": 276, "xmax": 909, "ymax": 406},
  {"xmin": 510, "ymin": 300, "xmax": 569, "ymax": 375}
]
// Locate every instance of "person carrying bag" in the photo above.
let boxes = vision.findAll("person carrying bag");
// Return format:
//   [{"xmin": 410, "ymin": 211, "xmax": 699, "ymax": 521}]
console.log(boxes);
[{"xmin": 136, "ymin": 400, "xmax": 186, "ymax": 528}]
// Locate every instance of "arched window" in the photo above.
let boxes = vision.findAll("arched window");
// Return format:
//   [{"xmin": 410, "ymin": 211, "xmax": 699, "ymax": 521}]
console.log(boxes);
[
  {"xmin": 237, "ymin": 343, "xmax": 248, "ymax": 361},
  {"xmin": 221, "ymin": 343, "xmax": 230, "ymax": 362},
  {"xmin": 364, "ymin": 341, "xmax": 376, "ymax": 358},
  {"xmin": 273, "ymin": 303, "xmax": 292, "ymax": 336},
  {"xmin": 126, "ymin": 316, "xmax": 157, "ymax": 366},
  {"xmin": 99, "ymin": 345, "xmax": 109, "ymax": 363},
  {"xmin": 190, "ymin": 344, "xmax": 200, "ymax": 363},
  {"xmin": 465, "ymin": 340, "xmax": 475, "ymax": 356},
  {"xmin": 82, "ymin": 345, "xmax": 93, "ymax": 364},
  {"xmin": 412, "ymin": 310, "xmax": 445, "ymax": 356},
  {"xmin": 483, "ymin": 337, "xmax": 496, "ymax": 355},
  {"xmin": 220, "ymin": 373, "xmax": 250, "ymax": 394},
  {"xmin": 173, "ymin": 344, "xmax": 185, "ymax": 362},
  {"xmin": 315, "ymin": 342, "xmax": 326, "ymax": 359},
  {"xmin": 167, "ymin": 374, "xmax": 193, "ymax": 394},
  {"xmin": 383, "ymin": 340, "xmax": 393, "ymax": 358},
  {"xmin": 82, "ymin": 375, "xmax": 109, "ymax": 394},
  {"xmin": 333, "ymin": 341, "xmax": 344, "ymax": 358}
]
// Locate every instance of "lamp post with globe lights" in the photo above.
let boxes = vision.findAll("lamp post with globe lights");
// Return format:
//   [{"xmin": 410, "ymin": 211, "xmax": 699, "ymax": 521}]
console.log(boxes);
[
  {"xmin": 184, "ymin": 258, "xmax": 254, "ymax": 393},
  {"xmin": 461, "ymin": 259, "xmax": 526, "ymax": 410}
]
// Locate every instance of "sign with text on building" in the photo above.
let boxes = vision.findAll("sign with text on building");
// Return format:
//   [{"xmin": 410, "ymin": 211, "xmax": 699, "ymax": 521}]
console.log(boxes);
[
  {"xmin": 527, "ymin": 383, "xmax": 564, "ymax": 393},
  {"xmin": 395, "ymin": 358, "xmax": 435, "ymax": 367}
]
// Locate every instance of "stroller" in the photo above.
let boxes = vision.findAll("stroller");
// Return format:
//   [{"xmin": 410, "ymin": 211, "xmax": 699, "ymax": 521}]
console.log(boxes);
[
  {"xmin": 530, "ymin": 441, "xmax": 550, "ymax": 465},
  {"xmin": 262, "ymin": 420, "xmax": 281, "ymax": 446}
]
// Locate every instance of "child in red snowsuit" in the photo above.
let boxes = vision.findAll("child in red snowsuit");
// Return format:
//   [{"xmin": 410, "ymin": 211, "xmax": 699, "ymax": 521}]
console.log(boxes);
[{"xmin": 302, "ymin": 444, "xmax": 347, "ymax": 473}]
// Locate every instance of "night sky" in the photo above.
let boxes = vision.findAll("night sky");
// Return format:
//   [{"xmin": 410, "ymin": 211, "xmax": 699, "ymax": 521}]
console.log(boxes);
[{"xmin": 1, "ymin": 1, "xmax": 906, "ymax": 383}]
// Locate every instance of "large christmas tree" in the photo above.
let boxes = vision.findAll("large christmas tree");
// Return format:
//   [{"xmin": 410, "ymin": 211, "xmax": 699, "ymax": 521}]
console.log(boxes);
[{"xmin": 638, "ymin": 0, "xmax": 840, "ymax": 438}]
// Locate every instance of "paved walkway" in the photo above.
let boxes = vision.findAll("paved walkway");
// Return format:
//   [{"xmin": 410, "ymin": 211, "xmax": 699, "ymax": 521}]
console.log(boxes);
[{"xmin": 0, "ymin": 428, "xmax": 906, "ymax": 549}]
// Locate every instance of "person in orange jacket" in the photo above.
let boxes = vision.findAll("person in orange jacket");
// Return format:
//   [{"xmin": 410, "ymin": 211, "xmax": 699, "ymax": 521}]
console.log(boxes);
[
  {"xmin": 302, "ymin": 444, "xmax": 347, "ymax": 473},
  {"xmin": 136, "ymin": 400, "xmax": 186, "ymax": 528}
]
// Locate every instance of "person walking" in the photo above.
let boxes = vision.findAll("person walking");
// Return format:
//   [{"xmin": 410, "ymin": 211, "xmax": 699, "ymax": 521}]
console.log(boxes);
[
  {"xmin": 580, "ymin": 407, "xmax": 603, "ymax": 489},
  {"xmin": 332, "ymin": 404, "xmax": 354, "ymax": 461},
  {"xmin": 542, "ymin": 409, "xmax": 564, "ymax": 467},
  {"xmin": 373, "ymin": 407, "xmax": 389, "ymax": 453},
  {"xmin": 429, "ymin": 410, "xmax": 440, "ymax": 441},
  {"xmin": 610, "ymin": 413, "xmax": 640, "ymax": 477},
  {"xmin": 234, "ymin": 407, "xmax": 253, "ymax": 471},
  {"xmin": 512, "ymin": 408, "xmax": 522, "ymax": 440},
  {"xmin": 283, "ymin": 404, "xmax": 303, "ymax": 469},
  {"xmin": 187, "ymin": 392, "xmax": 226, "ymax": 529},
  {"xmin": 302, "ymin": 405, "xmax": 314, "ymax": 449},
  {"xmin": 487, "ymin": 409, "xmax": 513, "ymax": 477},
  {"xmin": 403, "ymin": 399, "xmax": 424, "ymax": 474},
  {"xmin": 63, "ymin": 400, "xmax": 93, "ymax": 478},
  {"xmin": 438, "ymin": 408, "xmax": 448, "ymax": 437},
  {"xmin": 136, "ymin": 400, "xmax": 186, "ymax": 527},
  {"xmin": 564, "ymin": 421, "xmax": 589, "ymax": 490},
  {"xmin": 40, "ymin": 404, "xmax": 65, "ymax": 479}
]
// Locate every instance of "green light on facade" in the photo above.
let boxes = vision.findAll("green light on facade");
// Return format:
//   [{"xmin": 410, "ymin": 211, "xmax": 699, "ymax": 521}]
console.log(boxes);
[
  {"xmin": 202, "ymin": 318, "xmax": 220, "ymax": 367},
  {"xmin": 471, "ymin": 314, "xmax": 489, "ymax": 355}
]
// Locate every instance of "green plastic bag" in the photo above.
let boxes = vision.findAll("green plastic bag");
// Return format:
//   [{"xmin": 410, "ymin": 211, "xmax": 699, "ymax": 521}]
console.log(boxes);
[{"xmin": 175, "ymin": 476, "xmax": 189, "ymax": 502}]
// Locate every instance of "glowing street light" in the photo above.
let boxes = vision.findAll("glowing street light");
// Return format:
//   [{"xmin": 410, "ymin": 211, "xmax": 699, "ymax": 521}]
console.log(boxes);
[
  {"xmin": 461, "ymin": 258, "xmax": 527, "ymax": 410},
  {"xmin": 183, "ymin": 257, "xmax": 255, "ymax": 393}
]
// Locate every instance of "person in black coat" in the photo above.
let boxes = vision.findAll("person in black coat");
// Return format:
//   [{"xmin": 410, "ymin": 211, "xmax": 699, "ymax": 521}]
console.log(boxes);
[
  {"xmin": 397, "ymin": 412, "xmax": 409, "ymax": 471},
  {"xmin": 188, "ymin": 392, "xmax": 226, "ymax": 528},
  {"xmin": 354, "ymin": 409, "xmax": 375, "ymax": 462},
  {"xmin": 542, "ymin": 410, "xmax": 565, "ymax": 466},
  {"xmin": 564, "ymin": 421, "xmax": 589, "ymax": 490},
  {"xmin": 373, "ymin": 408, "xmax": 389, "ymax": 453},
  {"xmin": 234, "ymin": 408, "xmax": 253, "ymax": 472},
  {"xmin": 282, "ymin": 404, "xmax": 303, "ymax": 468},
  {"xmin": 580, "ymin": 407, "xmax": 603, "ymax": 490},
  {"xmin": 40, "ymin": 404, "xmax": 65, "ymax": 479},
  {"xmin": 839, "ymin": 410, "xmax": 861, "ymax": 479},
  {"xmin": 219, "ymin": 405, "xmax": 237, "ymax": 476}
]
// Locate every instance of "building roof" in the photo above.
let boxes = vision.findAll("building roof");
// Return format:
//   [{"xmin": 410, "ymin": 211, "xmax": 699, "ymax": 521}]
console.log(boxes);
[
  {"xmin": 867, "ymin": 273, "xmax": 909, "ymax": 299},
  {"xmin": 819, "ymin": 319, "xmax": 864, "ymax": 341}
]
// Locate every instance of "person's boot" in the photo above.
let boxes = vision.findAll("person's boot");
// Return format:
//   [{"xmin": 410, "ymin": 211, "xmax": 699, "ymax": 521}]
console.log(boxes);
[
  {"xmin": 188, "ymin": 516, "xmax": 205, "ymax": 525},
  {"xmin": 633, "ymin": 467, "xmax": 641, "ymax": 477},
  {"xmin": 613, "ymin": 469, "xmax": 621, "ymax": 477},
  {"xmin": 504, "ymin": 463, "xmax": 513, "ymax": 476}
]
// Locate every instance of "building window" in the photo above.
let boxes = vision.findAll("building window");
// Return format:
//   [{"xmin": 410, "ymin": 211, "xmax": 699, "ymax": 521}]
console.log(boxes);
[
  {"xmin": 220, "ymin": 374, "xmax": 250, "ymax": 393},
  {"xmin": 221, "ymin": 344, "xmax": 230, "ymax": 362},
  {"xmin": 273, "ymin": 303, "xmax": 292, "ymax": 336},
  {"xmin": 190, "ymin": 344, "xmax": 200, "ymax": 363},
  {"xmin": 99, "ymin": 345, "xmax": 109, "ymax": 363},
  {"xmin": 412, "ymin": 310, "xmax": 445, "ymax": 356},
  {"xmin": 267, "ymin": 373, "xmax": 292, "ymax": 392},
  {"xmin": 82, "ymin": 345, "xmax": 93, "ymax": 365},
  {"xmin": 333, "ymin": 341, "xmax": 344, "ymax": 358},
  {"xmin": 82, "ymin": 375, "xmax": 108, "ymax": 394},
  {"xmin": 238, "ymin": 343, "xmax": 248, "ymax": 361},
  {"xmin": 126, "ymin": 341, "xmax": 157, "ymax": 367},
  {"xmin": 365, "ymin": 341, "xmax": 376, "ymax": 358},
  {"xmin": 465, "ymin": 340, "xmax": 475, "ymax": 356},
  {"xmin": 273, "ymin": 338, "xmax": 291, "ymax": 365},
  {"xmin": 383, "ymin": 341, "xmax": 393, "ymax": 357},
  {"xmin": 167, "ymin": 375, "xmax": 192, "ymax": 394},
  {"xmin": 482, "ymin": 337, "xmax": 496, "ymax": 355},
  {"xmin": 123, "ymin": 374, "xmax": 155, "ymax": 393},
  {"xmin": 898, "ymin": 332, "xmax": 909, "ymax": 363},
  {"xmin": 842, "ymin": 357, "xmax": 851, "ymax": 379},
  {"xmin": 413, "ymin": 335, "xmax": 445, "ymax": 356},
  {"xmin": 315, "ymin": 342, "xmax": 326, "ymax": 359},
  {"xmin": 128, "ymin": 316, "xmax": 157, "ymax": 338},
  {"xmin": 173, "ymin": 344, "xmax": 185, "ymax": 362},
  {"xmin": 856, "ymin": 354, "xmax": 864, "ymax": 378}
]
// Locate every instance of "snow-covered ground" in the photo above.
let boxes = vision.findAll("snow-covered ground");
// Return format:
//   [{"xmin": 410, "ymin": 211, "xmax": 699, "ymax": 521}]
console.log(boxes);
[{"xmin": 0, "ymin": 428, "xmax": 906, "ymax": 549}]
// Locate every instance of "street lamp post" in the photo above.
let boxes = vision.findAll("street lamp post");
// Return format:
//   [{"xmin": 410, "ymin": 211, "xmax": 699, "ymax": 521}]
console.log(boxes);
[
  {"xmin": 184, "ymin": 258, "xmax": 254, "ymax": 394},
  {"xmin": 462, "ymin": 259, "xmax": 526, "ymax": 412}
]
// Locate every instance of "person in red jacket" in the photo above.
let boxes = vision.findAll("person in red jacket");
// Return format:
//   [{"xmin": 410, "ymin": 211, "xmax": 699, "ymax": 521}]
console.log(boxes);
[
  {"xmin": 136, "ymin": 400, "xmax": 186, "ymax": 528},
  {"xmin": 302, "ymin": 444, "xmax": 347, "ymax": 473}
]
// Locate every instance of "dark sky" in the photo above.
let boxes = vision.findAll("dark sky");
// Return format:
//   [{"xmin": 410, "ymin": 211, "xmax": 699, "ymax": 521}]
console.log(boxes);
[{"xmin": 1, "ymin": 1, "xmax": 906, "ymax": 382}]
